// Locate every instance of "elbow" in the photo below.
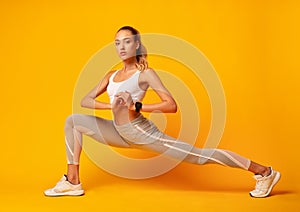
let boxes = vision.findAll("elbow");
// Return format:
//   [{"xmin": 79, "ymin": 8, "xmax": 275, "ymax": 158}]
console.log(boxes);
[
  {"xmin": 163, "ymin": 99, "xmax": 177, "ymax": 113},
  {"xmin": 168, "ymin": 101, "xmax": 177, "ymax": 113},
  {"xmin": 80, "ymin": 97, "xmax": 88, "ymax": 108},
  {"xmin": 80, "ymin": 99, "xmax": 86, "ymax": 108},
  {"xmin": 172, "ymin": 102, "xmax": 177, "ymax": 113}
]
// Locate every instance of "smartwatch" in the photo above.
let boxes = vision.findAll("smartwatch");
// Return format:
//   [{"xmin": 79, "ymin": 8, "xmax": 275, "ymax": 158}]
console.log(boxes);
[{"xmin": 135, "ymin": 102, "xmax": 142, "ymax": 113}]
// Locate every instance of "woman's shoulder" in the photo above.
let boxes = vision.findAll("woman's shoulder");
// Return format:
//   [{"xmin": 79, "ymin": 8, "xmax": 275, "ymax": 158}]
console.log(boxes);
[
  {"xmin": 105, "ymin": 70, "xmax": 118, "ymax": 78},
  {"xmin": 99, "ymin": 70, "xmax": 118, "ymax": 84},
  {"xmin": 140, "ymin": 67, "xmax": 162, "ymax": 82},
  {"xmin": 108, "ymin": 69, "xmax": 119, "ymax": 75},
  {"xmin": 140, "ymin": 67, "xmax": 156, "ymax": 75}
]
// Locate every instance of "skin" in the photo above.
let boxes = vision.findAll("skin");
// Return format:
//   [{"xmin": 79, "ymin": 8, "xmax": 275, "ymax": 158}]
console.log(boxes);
[{"xmin": 66, "ymin": 29, "xmax": 270, "ymax": 185}]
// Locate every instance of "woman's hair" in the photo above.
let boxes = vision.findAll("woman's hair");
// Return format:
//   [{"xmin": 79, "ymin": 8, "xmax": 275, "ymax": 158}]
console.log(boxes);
[{"xmin": 117, "ymin": 26, "xmax": 147, "ymax": 63}]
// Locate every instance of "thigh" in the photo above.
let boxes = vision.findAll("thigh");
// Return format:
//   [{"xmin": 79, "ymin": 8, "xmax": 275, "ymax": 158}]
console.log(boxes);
[
  {"xmin": 133, "ymin": 133, "xmax": 195, "ymax": 161},
  {"xmin": 71, "ymin": 114, "xmax": 131, "ymax": 148}
]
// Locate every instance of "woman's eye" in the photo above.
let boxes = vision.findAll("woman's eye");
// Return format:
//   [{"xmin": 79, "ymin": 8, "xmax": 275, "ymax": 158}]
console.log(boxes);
[{"xmin": 115, "ymin": 42, "xmax": 120, "ymax": 46}]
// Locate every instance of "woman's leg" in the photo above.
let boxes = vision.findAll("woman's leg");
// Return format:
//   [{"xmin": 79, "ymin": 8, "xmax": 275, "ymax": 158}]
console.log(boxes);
[
  {"xmin": 114, "ymin": 115, "xmax": 280, "ymax": 197},
  {"xmin": 117, "ymin": 117, "xmax": 269, "ymax": 175},
  {"xmin": 64, "ymin": 114, "xmax": 131, "ymax": 184},
  {"xmin": 44, "ymin": 114, "xmax": 130, "ymax": 196},
  {"xmin": 139, "ymin": 138, "xmax": 280, "ymax": 198},
  {"xmin": 137, "ymin": 136, "xmax": 257, "ymax": 171}
]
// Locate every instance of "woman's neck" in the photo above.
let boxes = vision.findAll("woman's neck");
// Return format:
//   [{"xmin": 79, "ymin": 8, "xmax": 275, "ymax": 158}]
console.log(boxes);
[{"xmin": 122, "ymin": 57, "xmax": 137, "ymax": 72}]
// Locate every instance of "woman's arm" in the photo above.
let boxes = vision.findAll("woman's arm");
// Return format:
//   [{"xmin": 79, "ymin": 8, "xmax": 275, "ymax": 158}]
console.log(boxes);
[
  {"xmin": 139, "ymin": 69, "xmax": 177, "ymax": 113},
  {"xmin": 80, "ymin": 71, "xmax": 114, "ymax": 110}
]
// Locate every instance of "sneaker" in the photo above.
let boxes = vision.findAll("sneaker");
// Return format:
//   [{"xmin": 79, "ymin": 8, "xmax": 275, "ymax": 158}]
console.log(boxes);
[
  {"xmin": 249, "ymin": 167, "xmax": 281, "ymax": 198},
  {"xmin": 44, "ymin": 175, "xmax": 84, "ymax": 197}
]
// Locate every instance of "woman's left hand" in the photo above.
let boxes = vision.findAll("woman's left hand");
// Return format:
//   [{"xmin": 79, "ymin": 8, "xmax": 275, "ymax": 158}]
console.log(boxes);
[{"xmin": 113, "ymin": 91, "xmax": 134, "ymax": 110}]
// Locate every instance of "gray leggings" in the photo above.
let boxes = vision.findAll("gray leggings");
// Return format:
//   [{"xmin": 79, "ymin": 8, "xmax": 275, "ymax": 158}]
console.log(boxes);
[{"xmin": 64, "ymin": 114, "xmax": 251, "ymax": 170}]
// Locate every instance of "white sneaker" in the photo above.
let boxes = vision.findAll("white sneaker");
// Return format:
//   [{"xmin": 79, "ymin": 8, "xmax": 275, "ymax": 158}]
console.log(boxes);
[
  {"xmin": 250, "ymin": 167, "xmax": 281, "ymax": 198},
  {"xmin": 44, "ymin": 175, "xmax": 84, "ymax": 197}
]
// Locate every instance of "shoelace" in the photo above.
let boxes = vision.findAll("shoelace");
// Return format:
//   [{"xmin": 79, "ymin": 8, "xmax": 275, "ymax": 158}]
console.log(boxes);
[{"xmin": 255, "ymin": 178, "xmax": 267, "ymax": 191}]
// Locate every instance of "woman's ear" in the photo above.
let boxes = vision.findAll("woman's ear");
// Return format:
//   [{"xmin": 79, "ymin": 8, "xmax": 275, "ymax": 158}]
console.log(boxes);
[{"xmin": 136, "ymin": 41, "xmax": 140, "ymax": 50}]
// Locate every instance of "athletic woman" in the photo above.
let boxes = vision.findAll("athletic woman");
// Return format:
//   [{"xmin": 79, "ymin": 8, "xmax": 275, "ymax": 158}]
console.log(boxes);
[{"xmin": 44, "ymin": 26, "xmax": 280, "ymax": 198}]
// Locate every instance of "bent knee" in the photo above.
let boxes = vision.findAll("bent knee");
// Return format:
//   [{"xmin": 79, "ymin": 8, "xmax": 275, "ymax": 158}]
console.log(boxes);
[{"xmin": 64, "ymin": 114, "xmax": 82, "ymax": 131}]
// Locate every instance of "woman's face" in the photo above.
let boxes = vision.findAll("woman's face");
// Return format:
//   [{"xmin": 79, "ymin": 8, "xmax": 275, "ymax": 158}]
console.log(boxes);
[{"xmin": 115, "ymin": 30, "xmax": 139, "ymax": 61}]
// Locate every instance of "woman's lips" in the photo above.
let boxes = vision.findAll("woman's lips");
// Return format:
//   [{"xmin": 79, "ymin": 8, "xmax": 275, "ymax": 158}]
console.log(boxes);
[{"xmin": 120, "ymin": 52, "xmax": 126, "ymax": 56}]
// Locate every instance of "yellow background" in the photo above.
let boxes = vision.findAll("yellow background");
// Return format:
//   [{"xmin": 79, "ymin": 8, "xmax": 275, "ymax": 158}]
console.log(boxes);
[{"xmin": 1, "ymin": 0, "xmax": 299, "ymax": 211}]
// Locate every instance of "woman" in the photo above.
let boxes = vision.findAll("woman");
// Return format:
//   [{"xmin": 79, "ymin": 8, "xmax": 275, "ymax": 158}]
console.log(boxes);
[{"xmin": 44, "ymin": 26, "xmax": 280, "ymax": 198}]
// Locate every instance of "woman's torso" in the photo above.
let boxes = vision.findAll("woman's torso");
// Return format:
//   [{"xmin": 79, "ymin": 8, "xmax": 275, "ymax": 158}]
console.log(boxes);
[{"xmin": 107, "ymin": 69, "xmax": 148, "ymax": 125}]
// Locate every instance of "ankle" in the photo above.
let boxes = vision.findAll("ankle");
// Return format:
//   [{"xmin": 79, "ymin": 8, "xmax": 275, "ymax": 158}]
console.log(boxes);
[
  {"xmin": 67, "ymin": 164, "xmax": 80, "ymax": 184},
  {"xmin": 261, "ymin": 167, "xmax": 271, "ymax": 177},
  {"xmin": 68, "ymin": 179, "xmax": 80, "ymax": 185},
  {"xmin": 66, "ymin": 175, "xmax": 80, "ymax": 185}
]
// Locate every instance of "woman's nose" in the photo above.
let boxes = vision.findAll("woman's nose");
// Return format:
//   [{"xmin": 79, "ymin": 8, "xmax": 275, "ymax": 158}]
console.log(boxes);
[{"xmin": 120, "ymin": 42, "xmax": 125, "ymax": 50}]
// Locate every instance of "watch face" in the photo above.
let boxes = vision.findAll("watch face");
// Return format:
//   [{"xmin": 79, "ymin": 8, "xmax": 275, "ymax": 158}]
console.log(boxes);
[{"xmin": 135, "ymin": 102, "xmax": 142, "ymax": 112}]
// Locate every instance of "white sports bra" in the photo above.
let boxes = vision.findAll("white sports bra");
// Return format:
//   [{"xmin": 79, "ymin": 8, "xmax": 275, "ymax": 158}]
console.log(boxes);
[{"xmin": 106, "ymin": 70, "xmax": 146, "ymax": 104}]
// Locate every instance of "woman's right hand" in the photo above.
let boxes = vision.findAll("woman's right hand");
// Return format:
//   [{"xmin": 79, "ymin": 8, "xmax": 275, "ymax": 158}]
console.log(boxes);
[
  {"xmin": 112, "ymin": 91, "xmax": 138, "ymax": 125},
  {"xmin": 112, "ymin": 91, "xmax": 134, "ymax": 110}
]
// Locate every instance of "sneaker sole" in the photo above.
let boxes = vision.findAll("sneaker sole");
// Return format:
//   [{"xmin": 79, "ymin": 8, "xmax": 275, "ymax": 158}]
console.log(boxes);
[
  {"xmin": 250, "ymin": 171, "xmax": 281, "ymax": 198},
  {"xmin": 44, "ymin": 189, "xmax": 85, "ymax": 197}
]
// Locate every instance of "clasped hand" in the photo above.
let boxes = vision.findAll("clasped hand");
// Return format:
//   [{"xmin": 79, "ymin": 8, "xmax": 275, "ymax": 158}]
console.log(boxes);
[{"xmin": 112, "ymin": 91, "xmax": 134, "ymax": 110}]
